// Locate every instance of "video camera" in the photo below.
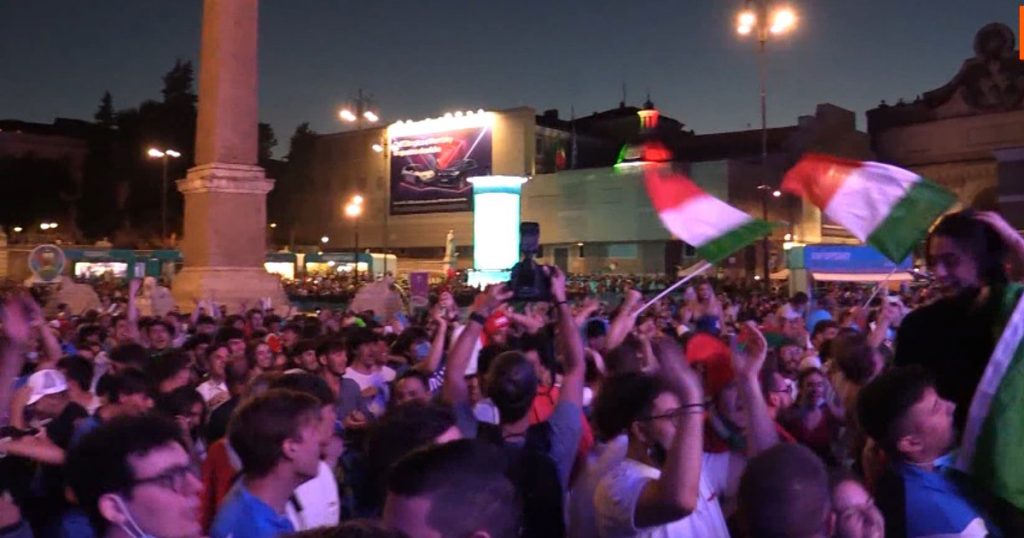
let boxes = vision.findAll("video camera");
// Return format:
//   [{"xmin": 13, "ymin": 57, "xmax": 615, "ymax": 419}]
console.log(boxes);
[{"xmin": 508, "ymin": 222, "xmax": 552, "ymax": 302}]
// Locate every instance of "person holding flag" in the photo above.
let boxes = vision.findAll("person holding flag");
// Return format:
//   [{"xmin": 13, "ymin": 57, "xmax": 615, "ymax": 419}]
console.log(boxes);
[{"xmin": 783, "ymin": 152, "xmax": 1024, "ymax": 532}]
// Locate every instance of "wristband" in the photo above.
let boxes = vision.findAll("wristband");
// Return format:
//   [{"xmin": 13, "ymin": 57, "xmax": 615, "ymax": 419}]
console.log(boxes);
[
  {"xmin": 553, "ymin": 300, "xmax": 569, "ymax": 307},
  {"xmin": 468, "ymin": 312, "xmax": 488, "ymax": 326}
]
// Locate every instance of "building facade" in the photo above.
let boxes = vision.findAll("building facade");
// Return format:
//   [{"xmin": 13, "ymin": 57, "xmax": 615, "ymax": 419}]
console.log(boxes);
[{"xmin": 866, "ymin": 23, "xmax": 1024, "ymax": 225}]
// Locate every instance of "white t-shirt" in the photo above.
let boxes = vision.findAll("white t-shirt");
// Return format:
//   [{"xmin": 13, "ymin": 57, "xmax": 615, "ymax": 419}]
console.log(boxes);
[
  {"xmin": 594, "ymin": 456, "xmax": 731, "ymax": 538},
  {"xmin": 287, "ymin": 460, "xmax": 340, "ymax": 531},
  {"xmin": 344, "ymin": 366, "xmax": 395, "ymax": 417},
  {"xmin": 569, "ymin": 435, "xmax": 628, "ymax": 538},
  {"xmin": 196, "ymin": 379, "xmax": 228, "ymax": 404}
]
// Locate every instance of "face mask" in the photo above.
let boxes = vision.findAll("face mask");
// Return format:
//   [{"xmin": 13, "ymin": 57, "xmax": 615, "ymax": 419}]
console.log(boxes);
[
  {"xmin": 413, "ymin": 342, "xmax": 431, "ymax": 361},
  {"xmin": 112, "ymin": 495, "xmax": 155, "ymax": 538}
]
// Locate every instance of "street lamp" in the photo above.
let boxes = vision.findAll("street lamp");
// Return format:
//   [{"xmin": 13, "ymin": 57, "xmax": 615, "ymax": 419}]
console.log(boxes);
[
  {"xmin": 40, "ymin": 223, "xmax": 50, "ymax": 231},
  {"xmin": 345, "ymin": 195, "xmax": 364, "ymax": 281},
  {"xmin": 12, "ymin": 227, "xmax": 22, "ymax": 233},
  {"xmin": 321, "ymin": 235, "xmax": 329, "ymax": 244},
  {"xmin": 736, "ymin": 0, "xmax": 797, "ymax": 283},
  {"xmin": 371, "ymin": 143, "xmax": 384, "ymax": 153},
  {"xmin": 146, "ymin": 147, "xmax": 182, "ymax": 241},
  {"xmin": 338, "ymin": 89, "xmax": 380, "ymax": 131}
]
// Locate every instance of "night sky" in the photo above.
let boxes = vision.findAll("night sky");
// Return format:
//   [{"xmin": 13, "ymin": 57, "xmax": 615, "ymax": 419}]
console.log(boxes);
[{"xmin": 0, "ymin": 1, "xmax": 1016, "ymax": 153}]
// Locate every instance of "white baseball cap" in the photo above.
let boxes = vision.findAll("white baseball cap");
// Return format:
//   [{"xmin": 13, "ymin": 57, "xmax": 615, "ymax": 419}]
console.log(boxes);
[{"xmin": 25, "ymin": 369, "xmax": 68, "ymax": 406}]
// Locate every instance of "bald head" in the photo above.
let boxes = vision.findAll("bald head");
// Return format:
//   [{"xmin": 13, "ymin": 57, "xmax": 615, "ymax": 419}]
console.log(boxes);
[{"xmin": 739, "ymin": 444, "xmax": 832, "ymax": 538}]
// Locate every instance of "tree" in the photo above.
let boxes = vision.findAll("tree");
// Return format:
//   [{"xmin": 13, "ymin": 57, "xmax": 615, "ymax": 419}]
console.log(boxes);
[
  {"xmin": 161, "ymin": 60, "xmax": 197, "ymax": 106},
  {"xmin": 258, "ymin": 122, "xmax": 277, "ymax": 166},
  {"xmin": 268, "ymin": 123, "xmax": 318, "ymax": 243},
  {"xmin": 94, "ymin": 91, "xmax": 115, "ymax": 128}
]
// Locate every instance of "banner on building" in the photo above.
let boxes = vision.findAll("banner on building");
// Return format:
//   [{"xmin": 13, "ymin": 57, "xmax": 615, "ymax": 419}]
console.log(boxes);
[{"xmin": 389, "ymin": 119, "xmax": 492, "ymax": 215}]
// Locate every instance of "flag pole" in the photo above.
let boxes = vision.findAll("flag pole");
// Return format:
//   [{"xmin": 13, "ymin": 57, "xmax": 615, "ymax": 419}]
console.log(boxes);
[
  {"xmin": 862, "ymin": 264, "xmax": 901, "ymax": 308},
  {"xmin": 637, "ymin": 260, "xmax": 714, "ymax": 315}
]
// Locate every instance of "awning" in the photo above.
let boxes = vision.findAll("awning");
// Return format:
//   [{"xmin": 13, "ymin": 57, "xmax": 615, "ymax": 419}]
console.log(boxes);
[{"xmin": 811, "ymin": 271, "xmax": 913, "ymax": 282}]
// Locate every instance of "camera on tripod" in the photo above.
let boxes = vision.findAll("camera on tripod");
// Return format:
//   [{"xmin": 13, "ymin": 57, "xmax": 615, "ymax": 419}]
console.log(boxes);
[{"xmin": 508, "ymin": 222, "xmax": 552, "ymax": 302}]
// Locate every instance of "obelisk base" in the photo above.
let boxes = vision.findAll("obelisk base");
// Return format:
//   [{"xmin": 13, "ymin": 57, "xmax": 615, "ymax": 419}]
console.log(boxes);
[
  {"xmin": 173, "ymin": 266, "xmax": 288, "ymax": 314},
  {"xmin": 172, "ymin": 163, "xmax": 290, "ymax": 314}
]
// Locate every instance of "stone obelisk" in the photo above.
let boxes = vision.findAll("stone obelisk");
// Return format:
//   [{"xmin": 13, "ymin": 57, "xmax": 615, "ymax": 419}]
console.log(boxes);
[{"xmin": 172, "ymin": 0, "xmax": 287, "ymax": 312}]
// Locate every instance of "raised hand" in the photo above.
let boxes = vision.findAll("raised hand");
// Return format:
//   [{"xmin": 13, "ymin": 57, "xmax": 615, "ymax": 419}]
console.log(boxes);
[
  {"xmin": 731, "ymin": 321, "xmax": 768, "ymax": 381},
  {"xmin": 472, "ymin": 284, "xmax": 513, "ymax": 318}
]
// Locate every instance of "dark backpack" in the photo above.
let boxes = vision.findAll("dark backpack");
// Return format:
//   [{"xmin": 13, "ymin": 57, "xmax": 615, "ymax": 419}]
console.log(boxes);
[{"xmin": 478, "ymin": 421, "xmax": 566, "ymax": 538}]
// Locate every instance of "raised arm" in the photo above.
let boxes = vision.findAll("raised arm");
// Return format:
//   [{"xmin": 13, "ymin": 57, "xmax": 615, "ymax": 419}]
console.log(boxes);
[
  {"xmin": 441, "ymin": 285, "xmax": 512, "ymax": 407},
  {"xmin": 549, "ymin": 267, "xmax": 584, "ymax": 407},
  {"xmin": 634, "ymin": 337, "xmax": 705, "ymax": 527},
  {"xmin": 0, "ymin": 294, "xmax": 31, "ymax": 427},
  {"xmin": 732, "ymin": 321, "xmax": 779, "ymax": 457},
  {"xmin": 606, "ymin": 289, "xmax": 642, "ymax": 351},
  {"xmin": 413, "ymin": 305, "xmax": 448, "ymax": 376}
]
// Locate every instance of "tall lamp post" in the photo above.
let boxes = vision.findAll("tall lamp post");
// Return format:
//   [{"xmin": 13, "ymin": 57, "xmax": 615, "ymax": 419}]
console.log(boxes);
[
  {"xmin": 147, "ymin": 147, "xmax": 182, "ymax": 241},
  {"xmin": 371, "ymin": 141, "xmax": 389, "ymax": 276},
  {"xmin": 736, "ymin": 1, "xmax": 796, "ymax": 283},
  {"xmin": 345, "ymin": 195, "xmax": 364, "ymax": 282}
]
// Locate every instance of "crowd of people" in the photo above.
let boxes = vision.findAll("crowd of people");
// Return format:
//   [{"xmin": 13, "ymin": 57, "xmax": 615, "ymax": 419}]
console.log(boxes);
[{"xmin": 0, "ymin": 208, "xmax": 1023, "ymax": 538}]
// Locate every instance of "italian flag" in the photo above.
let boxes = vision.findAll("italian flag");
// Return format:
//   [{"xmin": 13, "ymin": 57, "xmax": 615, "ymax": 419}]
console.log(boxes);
[
  {"xmin": 781, "ymin": 154, "xmax": 956, "ymax": 262},
  {"xmin": 957, "ymin": 283, "xmax": 1024, "ymax": 512},
  {"xmin": 644, "ymin": 167, "xmax": 772, "ymax": 264}
]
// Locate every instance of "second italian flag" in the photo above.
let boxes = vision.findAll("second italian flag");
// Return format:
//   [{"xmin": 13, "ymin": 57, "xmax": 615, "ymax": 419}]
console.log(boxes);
[
  {"xmin": 644, "ymin": 167, "xmax": 772, "ymax": 264},
  {"xmin": 782, "ymin": 154, "xmax": 956, "ymax": 262}
]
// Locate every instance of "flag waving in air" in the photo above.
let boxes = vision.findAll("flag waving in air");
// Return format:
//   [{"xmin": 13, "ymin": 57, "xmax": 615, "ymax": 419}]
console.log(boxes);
[
  {"xmin": 782, "ymin": 153, "xmax": 956, "ymax": 262},
  {"xmin": 644, "ymin": 166, "xmax": 772, "ymax": 264}
]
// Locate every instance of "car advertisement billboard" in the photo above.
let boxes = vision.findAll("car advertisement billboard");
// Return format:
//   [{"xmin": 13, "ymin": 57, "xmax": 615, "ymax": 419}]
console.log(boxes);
[{"xmin": 389, "ymin": 124, "xmax": 492, "ymax": 214}]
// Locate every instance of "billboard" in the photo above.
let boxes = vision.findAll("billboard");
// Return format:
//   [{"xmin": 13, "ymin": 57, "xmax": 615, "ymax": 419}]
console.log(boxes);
[{"xmin": 389, "ymin": 115, "xmax": 493, "ymax": 215}]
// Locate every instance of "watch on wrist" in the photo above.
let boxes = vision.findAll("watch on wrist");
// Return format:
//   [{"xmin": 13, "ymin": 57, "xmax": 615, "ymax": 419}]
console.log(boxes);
[{"xmin": 468, "ymin": 312, "xmax": 488, "ymax": 326}]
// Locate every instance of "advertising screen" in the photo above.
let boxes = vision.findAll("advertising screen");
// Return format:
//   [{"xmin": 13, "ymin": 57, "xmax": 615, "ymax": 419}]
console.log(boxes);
[{"xmin": 389, "ymin": 116, "xmax": 492, "ymax": 215}]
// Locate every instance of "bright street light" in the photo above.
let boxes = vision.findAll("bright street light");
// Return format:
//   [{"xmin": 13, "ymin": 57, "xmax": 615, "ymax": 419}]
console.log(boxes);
[
  {"xmin": 269, "ymin": 223, "xmax": 277, "ymax": 229},
  {"xmin": 12, "ymin": 227, "xmax": 22, "ymax": 233},
  {"xmin": 344, "ymin": 202, "xmax": 363, "ymax": 218},
  {"xmin": 770, "ymin": 7, "xmax": 797, "ymax": 34},
  {"xmin": 165, "ymin": 149, "xmax": 181, "ymax": 158},
  {"xmin": 363, "ymin": 110, "xmax": 379, "ymax": 123},
  {"xmin": 49, "ymin": 222, "xmax": 58, "ymax": 229},
  {"xmin": 736, "ymin": 10, "xmax": 756, "ymax": 34},
  {"xmin": 772, "ymin": 190, "xmax": 782, "ymax": 197},
  {"xmin": 40, "ymin": 223, "xmax": 50, "ymax": 231},
  {"xmin": 351, "ymin": 194, "xmax": 364, "ymax": 206},
  {"xmin": 339, "ymin": 109, "xmax": 357, "ymax": 122},
  {"xmin": 321, "ymin": 235, "xmax": 329, "ymax": 244},
  {"xmin": 371, "ymin": 143, "xmax": 384, "ymax": 153},
  {"xmin": 147, "ymin": 148, "xmax": 165, "ymax": 158}
]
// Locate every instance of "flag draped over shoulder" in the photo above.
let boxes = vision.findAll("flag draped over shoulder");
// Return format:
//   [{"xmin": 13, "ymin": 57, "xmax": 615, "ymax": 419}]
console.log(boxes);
[
  {"xmin": 643, "ymin": 167, "xmax": 772, "ymax": 265},
  {"xmin": 781, "ymin": 153, "xmax": 956, "ymax": 262},
  {"xmin": 957, "ymin": 283, "xmax": 1024, "ymax": 510}
]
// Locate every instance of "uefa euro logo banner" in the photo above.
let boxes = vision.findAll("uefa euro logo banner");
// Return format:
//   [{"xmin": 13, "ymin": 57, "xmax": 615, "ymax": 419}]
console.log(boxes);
[{"xmin": 388, "ymin": 113, "xmax": 494, "ymax": 215}]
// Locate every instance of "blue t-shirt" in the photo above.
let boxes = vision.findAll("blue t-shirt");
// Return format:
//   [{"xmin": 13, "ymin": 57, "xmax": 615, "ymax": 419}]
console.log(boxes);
[
  {"xmin": 895, "ymin": 454, "xmax": 1001, "ymax": 537},
  {"xmin": 210, "ymin": 482, "xmax": 295, "ymax": 538}
]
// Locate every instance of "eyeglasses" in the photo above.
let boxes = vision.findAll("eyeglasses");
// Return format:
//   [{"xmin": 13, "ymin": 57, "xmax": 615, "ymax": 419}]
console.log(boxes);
[
  {"xmin": 638, "ymin": 403, "xmax": 708, "ymax": 421},
  {"xmin": 129, "ymin": 464, "xmax": 199, "ymax": 494}
]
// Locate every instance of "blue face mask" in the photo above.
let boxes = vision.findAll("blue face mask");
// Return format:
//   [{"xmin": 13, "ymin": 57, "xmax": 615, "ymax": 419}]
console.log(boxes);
[{"xmin": 413, "ymin": 341, "xmax": 432, "ymax": 361}]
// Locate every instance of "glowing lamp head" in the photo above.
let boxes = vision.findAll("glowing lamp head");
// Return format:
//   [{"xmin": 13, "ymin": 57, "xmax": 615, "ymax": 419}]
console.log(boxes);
[
  {"xmin": 40, "ymin": 223, "xmax": 50, "ymax": 231},
  {"xmin": 371, "ymin": 143, "xmax": 384, "ymax": 153},
  {"xmin": 12, "ymin": 227, "xmax": 22, "ymax": 233},
  {"xmin": 345, "ymin": 203, "xmax": 363, "ymax": 218},
  {"xmin": 351, "ymin": 195, "xmax": 364, "ymax": 205},
  {"xmin": 339, "ymin": 109, "xmax": 357, "ymax": 122},
  {"xmin": 321, "ymin": 236, "xmax": 329, "ymax": 244},
  {"xmin": 165, "ymin": 149, "xmax": 181, "ymax": 158},
  {"xmin": 269, "ymin": 223, "xmax": 277, "ymax": 229},
  {"xmin": 770, "ymin": 7, "xmax": 796, "ymax": 34},
  {"xmin": 772, "ymin": 190, "xmax": 782, "ymax": 198},
  {"xmin": 363, "ymin": 110, "xmax": 379, "ymax": 123},
  {"xmin": 147, "ymin": 148, "xmax": 164, "ymax": 158}
]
